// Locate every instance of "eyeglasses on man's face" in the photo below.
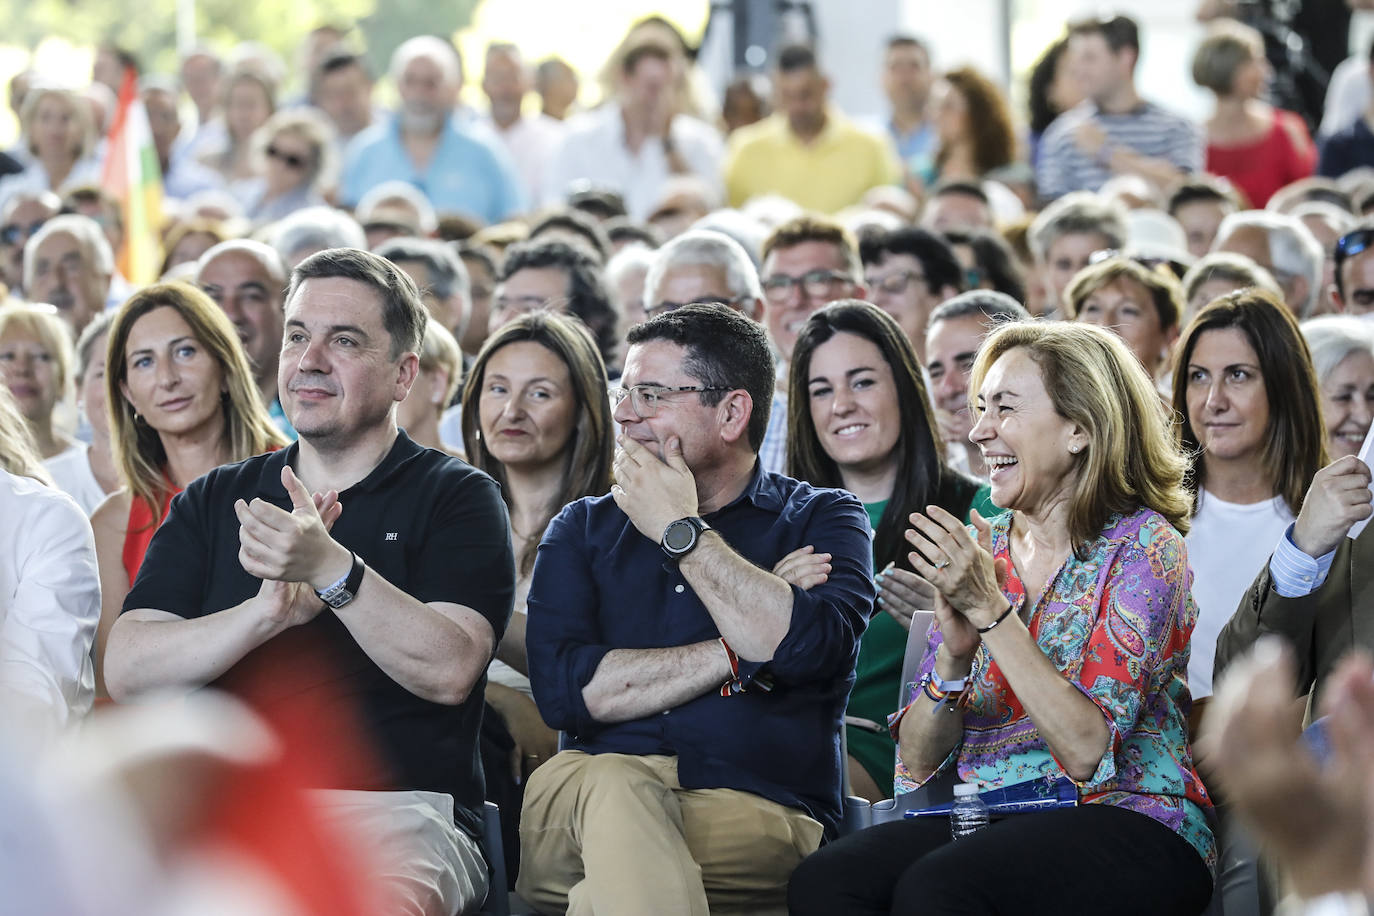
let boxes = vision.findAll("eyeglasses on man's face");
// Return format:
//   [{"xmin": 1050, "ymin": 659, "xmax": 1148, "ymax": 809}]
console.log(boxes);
[
  {"xmin": 609, "ymin": 383, "xmax": 735, "ymax": 418},
  {"xmin": 761, "ymin": 269, "xmax": 852, "ymax": 303},
  {"xmin": 865, "ymin": 269, "xmax": 929, "ymax": 296}
]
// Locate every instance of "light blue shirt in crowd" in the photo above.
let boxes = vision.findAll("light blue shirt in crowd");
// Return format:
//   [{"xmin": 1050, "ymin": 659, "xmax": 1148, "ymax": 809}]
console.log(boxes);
[{"xmin": 340, "ymin": 114, "xmax": 525, "ymax": 223}]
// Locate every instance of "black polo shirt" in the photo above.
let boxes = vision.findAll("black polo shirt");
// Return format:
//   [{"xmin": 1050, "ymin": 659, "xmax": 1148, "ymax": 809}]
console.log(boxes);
[{"xmin": 124, "ymin": 431, "xmax": 515, "ymax": 841}]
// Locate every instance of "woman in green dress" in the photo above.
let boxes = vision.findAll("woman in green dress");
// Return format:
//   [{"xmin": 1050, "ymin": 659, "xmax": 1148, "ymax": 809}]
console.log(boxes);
[{"xmin": 787, "ymin": 299, "xmax": 997, "ymax": 801}]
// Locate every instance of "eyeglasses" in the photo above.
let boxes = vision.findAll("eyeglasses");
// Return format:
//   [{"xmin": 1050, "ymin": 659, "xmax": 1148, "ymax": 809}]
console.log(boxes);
[
  {"xmin": 865, "ymin": 269, "xmax": 929, "ymax": 296},
  {"xmin": 266, "ymin": 144, "xmax": 310, "ymax": 170},
  {"xmin": 645, "ymin": 294, "xmax": 749, "ymax": 319},
  {"xmin": 761, "ymin": 269, "xmax": 853, "ymax": 303},
  {"xmin": 0, "ymin": 220, "xmax": 47, "ymax": 247},
  {"xmin": 609, "ymin": 384, "xmax": 735, "ymax": 418},
  {"xmin": 1336, "ymin": 228, "xmax": 1374, "ymax": 266}
]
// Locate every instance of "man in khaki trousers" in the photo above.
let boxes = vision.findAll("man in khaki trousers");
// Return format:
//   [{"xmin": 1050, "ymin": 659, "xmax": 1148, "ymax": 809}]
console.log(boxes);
[{"xmin": 519, "ymin": 304, "xmax": 875, "ymax": 915}]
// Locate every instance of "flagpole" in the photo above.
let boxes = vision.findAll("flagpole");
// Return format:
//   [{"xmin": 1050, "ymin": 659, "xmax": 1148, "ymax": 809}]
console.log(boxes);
[{"xmin": 176, "ymin": 0, "xmax": 196, "ymax": 55}]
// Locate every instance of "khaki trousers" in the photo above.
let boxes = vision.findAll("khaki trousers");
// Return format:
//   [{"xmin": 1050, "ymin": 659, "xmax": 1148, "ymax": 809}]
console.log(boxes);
[{"xmin": 517, "ymin": 752, "xmax": 823, "ymax": 916}]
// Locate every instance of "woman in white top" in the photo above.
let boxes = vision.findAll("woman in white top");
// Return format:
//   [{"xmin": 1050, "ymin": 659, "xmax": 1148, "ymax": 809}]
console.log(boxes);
[
  {"xmin": 1173, "ymin": 290, "xmax": 1327, "ymax": 702},
  {"xmin": 44, "ymin": 312, "xmax": 121, "ymax": 514},
  {"xmin": 0, "ymin": 85, "xmax": 102, "ymax": 206},
  {"xmin": 460, "ymin": 311, "xmax": 614, "ymax": 780},
  {"xmin": 1301, "ymin": 316, "xmax": 1374, "ymax": 460},
  {"xmin": 0, "ymin": 384, "xmax": 98, "ymax": 734},
  {"xmin": 0, "ymin": 304, "xmax": 77, "ymax": 461}
]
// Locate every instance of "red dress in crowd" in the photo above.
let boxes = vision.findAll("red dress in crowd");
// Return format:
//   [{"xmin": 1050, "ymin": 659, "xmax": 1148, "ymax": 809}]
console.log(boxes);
[
  {"xmin": 1205, "ymin": 109, "xmax": 1316, "ymax": 207},
  {"xmin": 120, "ymin": 484, "xmax": 181, "ymax": 586}
]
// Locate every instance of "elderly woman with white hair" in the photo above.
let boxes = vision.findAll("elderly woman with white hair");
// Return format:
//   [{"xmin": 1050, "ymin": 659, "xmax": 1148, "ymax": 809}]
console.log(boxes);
[
  {"xmin": 240, "ymin": 108, "xmax": 336, "ymax": 226},
  {"xmin": 1211, "ymin": 209, "xmax": 1326, "ymax": 318},
  {"xmin": 0, "ymin": 84, "xmax": 102, "ymax": 206},
  {"xmin": 262, "ymin": 205, "xmax": 366, "ymax": 269},
  {"xmin": 1303, "ymin": 315, "xmax": 1374, "ymax": 459}
]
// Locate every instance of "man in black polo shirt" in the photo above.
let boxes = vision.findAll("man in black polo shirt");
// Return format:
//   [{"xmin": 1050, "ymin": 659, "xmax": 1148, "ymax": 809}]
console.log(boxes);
[
  {"xmin": 105, "ymin": 248, "xmax": 515, "ymax": 916},
  {"xmin": 518, "ymin": 304, "xmax": 875, "ymax": 915}
]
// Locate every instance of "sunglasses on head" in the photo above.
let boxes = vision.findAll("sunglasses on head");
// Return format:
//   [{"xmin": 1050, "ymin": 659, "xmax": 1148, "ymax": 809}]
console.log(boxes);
[
  {"xmin": 0, "ymin": 220, "xmax": 47, "ymax": 247},
  {"xmin": 266, "ymin": 144, "xmax": 309, "ymax": 170},
  {"xmin": 1336, "ymin": 228, "xmax": 1374, "ymax": 263}
]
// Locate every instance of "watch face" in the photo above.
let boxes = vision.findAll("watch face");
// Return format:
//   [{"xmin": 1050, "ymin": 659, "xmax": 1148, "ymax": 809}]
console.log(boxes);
[
  {"xmin": 324, "ymin": 590, "xmax": 353, "ymax": 609},
  {"xmin": 663, "ymin": 520, "xmax": 696, "ymax": 552}
]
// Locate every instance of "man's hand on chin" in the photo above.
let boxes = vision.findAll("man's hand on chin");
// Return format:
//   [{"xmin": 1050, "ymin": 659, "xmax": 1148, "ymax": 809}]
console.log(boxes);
[{"xmin": 611, "ymin": 434, "xmax": 700, "ymax": 541}]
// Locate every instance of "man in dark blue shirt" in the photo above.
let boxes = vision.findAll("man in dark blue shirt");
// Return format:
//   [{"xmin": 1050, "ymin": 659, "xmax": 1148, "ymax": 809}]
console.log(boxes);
[{"xmin": 518, "ymin": 304, "xmax": 875, "ymax": 915}]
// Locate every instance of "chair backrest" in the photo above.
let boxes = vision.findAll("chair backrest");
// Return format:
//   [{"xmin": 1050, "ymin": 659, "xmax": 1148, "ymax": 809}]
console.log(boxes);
[{"xmin": 899, "ymin": 610, "xmax": 936, "ymax": 709}]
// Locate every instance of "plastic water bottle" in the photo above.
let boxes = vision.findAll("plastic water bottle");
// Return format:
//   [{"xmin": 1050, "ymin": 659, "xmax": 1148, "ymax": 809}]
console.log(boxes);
[{"xmin": 950, "ymin": 783, "xmax": 989, "ymax": 839}]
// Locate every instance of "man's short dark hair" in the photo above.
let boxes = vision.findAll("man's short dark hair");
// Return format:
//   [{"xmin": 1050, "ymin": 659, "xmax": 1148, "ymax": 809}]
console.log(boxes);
[
  {"xmin": 1068, "ymin": 15, "xmax": 1140, "ymax": 56},
  {"xmin": 886, "ymin": 34, "xmax": 928, "ymax": 55},
  {"xmin": 931, "ymin": 180, "xmax": 990, "ymax": 207},
  {"xmin": 604, "ymin": 218, "xmax": 663, "ymax": 250},
  {"xmin": 940, "ymin": 228, "xmax": 1027, "ymax": 303},
  {"xmin": 859, "ymin": 226, "xmax": 966, "ymax": 296},
  {"xmin": 776, "ymin": 44, "xmax": 818, "ymax": 74},
  {"xmin": 1167, "ymin": 177, "xmax": 1239, "ymax": 216},
  {"xmin": 456, "ymin": 241, "xmax": 499, "ymax": 279},
  {"xmin": 375, "ymin": 237, "xmax": 470, "ymax": 301},
  {"xmin": 288, "ymin": 247, "xmax": 426, "ymax": 358},
  {"xmin": 929, "ymin": 289, "xmax": 1031, "ymax": 327},
  {"xmin": 529, "ymin": 209, "xmax": 611, "ymax": 263},
  {"xmin": 626, "ymin": 303, "xmax": 775, "ymax": 452},
  {"xmin": 566, "ymin": 185, "xmax": 627, "ymax": 221},
  {"xmin": 500, "ymin": 239, "xmax": 618, "ymax": 365},
  {"xmin": 318, "ymin": 48, "xmax": 372, "ymax": 80}
]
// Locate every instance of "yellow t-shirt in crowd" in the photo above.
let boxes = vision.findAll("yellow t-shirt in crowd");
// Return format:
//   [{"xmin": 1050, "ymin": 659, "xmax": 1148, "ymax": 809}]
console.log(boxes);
[{"xmin": 723, "ymin": 109, "xmax": 902, "ymax": 213}]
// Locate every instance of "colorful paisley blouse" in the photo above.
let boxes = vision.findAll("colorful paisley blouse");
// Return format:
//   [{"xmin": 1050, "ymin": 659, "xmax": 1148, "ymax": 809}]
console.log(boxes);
[{"xmin": 889, "ymin": 507, "xmax": 1216, "ymax": 870}]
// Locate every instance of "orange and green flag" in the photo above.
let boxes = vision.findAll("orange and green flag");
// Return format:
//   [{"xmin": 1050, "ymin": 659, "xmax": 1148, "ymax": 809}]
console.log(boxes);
[{"xmin": 101, "ymin": 66, "xmax": 162, "ymax": 286}]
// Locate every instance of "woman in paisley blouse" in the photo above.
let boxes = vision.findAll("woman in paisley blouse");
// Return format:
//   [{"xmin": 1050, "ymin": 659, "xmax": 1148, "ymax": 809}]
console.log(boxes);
[{"xmin": 788, "ymin": 322, "xmax": 1215, "ymax": 915}]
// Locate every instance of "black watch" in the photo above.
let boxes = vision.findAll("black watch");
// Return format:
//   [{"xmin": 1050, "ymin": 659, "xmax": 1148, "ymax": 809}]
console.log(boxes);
[
  {"xmin": 316, "ymin": 550, "xmax": 365, "ymax": 609},
  {"xmin": 661, "ymin": 517, "xmax": 710, "ymax": 560}
]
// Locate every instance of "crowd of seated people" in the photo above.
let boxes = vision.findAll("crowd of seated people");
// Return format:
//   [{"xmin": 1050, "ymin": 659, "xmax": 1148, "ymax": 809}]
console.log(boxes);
[{"xmin": 9, "ymin": 9, "xmax": 1374, "ymax": 915}]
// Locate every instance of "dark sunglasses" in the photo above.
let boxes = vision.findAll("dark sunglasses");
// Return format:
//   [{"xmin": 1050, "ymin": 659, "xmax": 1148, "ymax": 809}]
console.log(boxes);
[
  {"xmin": 266, "ymin": 144, "xmax": 309, "ymax": 170},
  {"xmin": 0, "ymin": 220, "xmax": 47, "ymax": 246}
]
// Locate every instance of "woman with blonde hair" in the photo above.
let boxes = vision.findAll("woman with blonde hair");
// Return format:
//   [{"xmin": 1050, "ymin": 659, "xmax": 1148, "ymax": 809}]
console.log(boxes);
[
  {"xmin": 241, "ymin": 108, "xmax": 337, "ymax": 225},
  {"xmin": 0, "ymin": 84, "xmax": 101, "ymax": 204},
  {"xmin": 791, "ymin": 322, "xmax": 1214, "ymax": 914},
  {"xmin": 0, "ymin": 383, "xmax": 52, "ymax": 484},
  {"xmin": 202, "ymin": 66, "xmax": 278, "ymax": 199},
  {"xmin": 90, "ymin": 282, "xmax": 284, "ymax": 694},
  {"xmin": 397, "ymin": 317, "xmax": 464, "ymax": 457},
  {"xmin": 0, "ymin": 304, "xmax": 76, "ymax": 462}
]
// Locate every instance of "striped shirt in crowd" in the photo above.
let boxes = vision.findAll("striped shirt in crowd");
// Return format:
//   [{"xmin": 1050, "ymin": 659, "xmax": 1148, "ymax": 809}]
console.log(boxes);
[{"xmin": 1035, "ymin": 100, "xmax": 1202, "ymax": 202}]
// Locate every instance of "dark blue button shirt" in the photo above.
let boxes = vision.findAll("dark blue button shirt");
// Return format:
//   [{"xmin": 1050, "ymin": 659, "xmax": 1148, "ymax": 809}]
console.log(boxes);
[{"xmin": 526, "ymin": 466, "xmax": 875, "ymax": 837}]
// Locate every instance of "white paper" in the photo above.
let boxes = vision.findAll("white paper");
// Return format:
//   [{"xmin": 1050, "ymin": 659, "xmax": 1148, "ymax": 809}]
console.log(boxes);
[{"xmin": 1349, "ymin": 424, "xmax": 1374, "ymax": 540}]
